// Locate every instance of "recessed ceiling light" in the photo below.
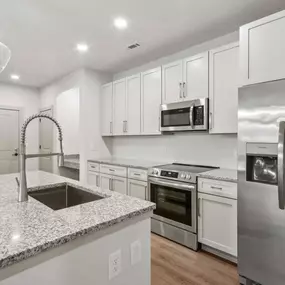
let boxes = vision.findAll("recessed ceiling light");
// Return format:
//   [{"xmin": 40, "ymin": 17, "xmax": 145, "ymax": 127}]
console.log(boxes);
[
  {"xmin": 114, "ymin": 17, "xmax": 128, "ymax": 30},
  {"xmin": 10, "ymin": 74, "xmax": 20, "ymax": 80},
  {"xmin": 76, "ymin": 43, "xmax": 89, "ymax": 53}
]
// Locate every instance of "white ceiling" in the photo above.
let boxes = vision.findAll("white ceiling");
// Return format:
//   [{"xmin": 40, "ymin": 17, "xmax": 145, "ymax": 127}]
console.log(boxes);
[{"xmin": 0, "ymin": 0, "xmax": 285, "ymax": 87}]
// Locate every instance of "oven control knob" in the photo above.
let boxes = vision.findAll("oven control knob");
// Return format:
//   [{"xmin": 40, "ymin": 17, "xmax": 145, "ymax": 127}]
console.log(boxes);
[
  {"xmin": 186, "ymin": 174, "xmax": 191, "ymax": 180},
  {"xmin": 181, "ymin": 173, "xmax": 186, "ymax": 179}
]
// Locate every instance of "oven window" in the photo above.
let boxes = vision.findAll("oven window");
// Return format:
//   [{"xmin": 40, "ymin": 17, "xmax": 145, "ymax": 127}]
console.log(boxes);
[
  {"xmin": 161, "ymin": 108, "xmax": 190, "ymax": 127},
  {"xmin": 150, "ymin": 183, "xmax": 192, "ymax": 226}
]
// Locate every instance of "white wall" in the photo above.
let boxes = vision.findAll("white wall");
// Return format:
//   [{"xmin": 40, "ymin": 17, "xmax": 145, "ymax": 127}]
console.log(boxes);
[
  {"xmin": 40, "ymin": 69, "xmax": 112, "ymax": 180},
  {"xmin": 0, "ymin": 83, "xmax": 40, "ymax": 170},
  {"xmin": 111, "ymin": 32, "xmax": 239, "ymax": 169},
  {"xmin": 56, "ymin": 88, "xmax": 80, "ymax": 155},
  {"xmin": 79, "ymin": 69, "xmax": 112, "ymax": 182}
]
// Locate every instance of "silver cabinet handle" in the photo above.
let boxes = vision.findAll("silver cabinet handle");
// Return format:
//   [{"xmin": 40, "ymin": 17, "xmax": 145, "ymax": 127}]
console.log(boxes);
[
  {"xmin": 123, "ymin": 121, "xmax": 125, "ymax": 133},
  {"xmin": 109, "ymin": 178, "xmax": 112, "ymax": 191},
  {"xmin": 125, "ymin": 121, "xmax": 128, "ymax": 133},
  {"xmin": 209, "ymin": 112, "xmax": 213, "ymax": 130},
  {"xmin": 183, "ymin": 82, "xmax": 186, "ymax": 98},
  {"xmin": 278, "ymin": 121, "xmax": 285, "ymax": 209},
  {"xmin": 179, "ymin": 82, "xmax": 182, "ymax": 98},
  {"xmin": 96, "ymin": 175, "xmax": 100, "ymax": 187},
  {"xmin": 189, "ymin": 105, "xmax": 194, "ymax": 129},
  {"xmin": 134, "ymin": 173, "xmax": 141, "ymax": 176},
  {"xmin": 110, "ymin": 122, "xmax": 113, "ymax": 134},
  {"xmin": 109, "ymin": 169, "xmax": 115, "ymax": 172},
  {"xmin": 211, "ymin": 186, "xmax": 223, "ymax": 190}
]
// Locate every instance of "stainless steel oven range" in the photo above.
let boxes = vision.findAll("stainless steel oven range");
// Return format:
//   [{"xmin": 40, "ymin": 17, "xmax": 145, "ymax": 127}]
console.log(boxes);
[{"xmin": 148, "ymin": 163, "xmax": 217, "ymax": 250}]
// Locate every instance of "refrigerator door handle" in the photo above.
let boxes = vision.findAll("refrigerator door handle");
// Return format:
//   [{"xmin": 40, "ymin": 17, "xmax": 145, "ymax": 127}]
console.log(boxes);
[{"xmin": 278, "ymin": 121, "xmax": 285, "ymax": 210}]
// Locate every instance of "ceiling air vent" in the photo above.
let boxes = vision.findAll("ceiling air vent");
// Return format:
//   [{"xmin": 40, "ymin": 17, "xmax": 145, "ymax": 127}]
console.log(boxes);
[{"xmin": 128, "ymin": 43, "xmax": 140, "ymax": 50}]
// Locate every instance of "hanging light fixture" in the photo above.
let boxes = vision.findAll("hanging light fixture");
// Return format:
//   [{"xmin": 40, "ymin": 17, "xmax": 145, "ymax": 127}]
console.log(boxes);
[{"xmin": 0, "ymin": 42, "xmax": 11, "ymax": 73}]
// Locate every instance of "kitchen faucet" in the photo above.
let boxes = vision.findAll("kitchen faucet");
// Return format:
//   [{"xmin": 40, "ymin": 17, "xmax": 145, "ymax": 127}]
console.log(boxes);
[{"xmin": 18, "ymin": 113, "xmax": 64, "ymax": 202}]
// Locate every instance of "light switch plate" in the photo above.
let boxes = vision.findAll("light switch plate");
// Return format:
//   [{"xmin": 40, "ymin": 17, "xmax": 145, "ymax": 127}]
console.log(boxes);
[
  {"xmin": 109, "ymin": 249, "xmax": 122, "ymax": 280},
  {"xmin": 131, "ymin": 240, "xmax": 142, "ymax": 266}
]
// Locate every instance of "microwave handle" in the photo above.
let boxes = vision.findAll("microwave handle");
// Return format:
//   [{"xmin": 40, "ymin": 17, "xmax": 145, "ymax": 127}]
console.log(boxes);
[
  {"xmin": 189, "ymin": 105, "xmax": 194, "ymax": 128},
  {"xmin": 278, "ymin": 121, "xmax": 285, "ymax": 210}
]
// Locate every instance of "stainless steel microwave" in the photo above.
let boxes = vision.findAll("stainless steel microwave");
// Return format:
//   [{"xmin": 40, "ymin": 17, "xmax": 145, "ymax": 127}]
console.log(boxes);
[{"xmin": 160, "ymin": 98, "xmax": 209, "ymax": 132}]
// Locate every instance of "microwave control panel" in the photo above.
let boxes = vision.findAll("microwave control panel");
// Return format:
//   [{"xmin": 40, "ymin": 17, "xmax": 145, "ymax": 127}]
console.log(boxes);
[{"xmin": 194, "ymin": 106, "xmax": 204, "ymax": 126}]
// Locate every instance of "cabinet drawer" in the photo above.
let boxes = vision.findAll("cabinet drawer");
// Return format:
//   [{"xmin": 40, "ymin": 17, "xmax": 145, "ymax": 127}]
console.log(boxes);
[
  {"xmin": 100, "ymin": 163, "xmax": 127, "ymax": 177},
  {"xmin": 198, "ymin": 178, "xmax": 237, "ymax": 199},
  {"xmin": 128, "ymin": 168, "xmax": 148, "ymax": 181},
  {"xmin": 88, "ymin": 162, "xmax": 100, "ymax": 172}
]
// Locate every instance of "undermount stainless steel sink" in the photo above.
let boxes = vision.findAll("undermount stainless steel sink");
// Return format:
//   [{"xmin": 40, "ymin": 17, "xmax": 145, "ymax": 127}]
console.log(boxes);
[{"xmin": 29, "ymin": 184, "xmax": 104, "ymax": 210}]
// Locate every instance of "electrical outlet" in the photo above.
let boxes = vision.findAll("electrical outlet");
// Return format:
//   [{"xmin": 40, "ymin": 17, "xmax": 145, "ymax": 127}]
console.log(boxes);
[
  {"xmin": 109, "ymin": 249, "xmax": 122, "ymax": 280},
  {"xmin": 131, "ymin": 240, "xmax": 142, "ymax": 266}
]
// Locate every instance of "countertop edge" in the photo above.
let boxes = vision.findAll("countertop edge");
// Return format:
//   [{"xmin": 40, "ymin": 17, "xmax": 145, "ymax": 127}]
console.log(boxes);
[
  {"xmin": 197, "ymin": 174, "xmax": 237, "ymax": 183},
  {"xmin": 0, "ymin": 205, "xmax": 155, "ymax": 270}
]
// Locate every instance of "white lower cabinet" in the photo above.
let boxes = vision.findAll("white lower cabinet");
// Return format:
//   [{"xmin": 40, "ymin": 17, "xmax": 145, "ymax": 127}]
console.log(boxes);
[
  {"xmin": 100, "ymin": 173, "xmax": 112, "ymax": 191},
  {"xmin": 87, "ymin": 171, "xmax": 100, "ymax": 188},
  {"xmin": 99, "ymin": 173, "xmax": 127, "ymax": 195},
  {"xmin": 198, "ymin": 192, "xmax": 237, "ymax": 257},
  {"xmin": 112, "ymin": 176, "xmax": 127, "ymax": 195},
  {"xmin": 128, "ymin": 179, "xmax": 147, "ymax": 200}
]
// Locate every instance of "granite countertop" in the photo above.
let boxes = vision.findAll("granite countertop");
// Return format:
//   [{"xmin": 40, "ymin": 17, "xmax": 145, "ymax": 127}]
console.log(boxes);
[
  {"xmin": 88, "ymin": 157, "xmax": 165, "ymax": 170},
  {"xmin": 198, "ymin": 168, "xmax": 237, "ymax": 183},
  {"xmin": 0, "ymin": 171, "xmax": 155, "ymax": 269}
]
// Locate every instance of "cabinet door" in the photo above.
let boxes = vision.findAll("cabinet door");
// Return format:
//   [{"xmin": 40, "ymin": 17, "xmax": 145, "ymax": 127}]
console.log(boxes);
[
  {"xmin": 183, "ymin": 52, "xmax": 209, "ymax": 100},
  {"xmin": 87, "ymin": 171, "xmax": 100, "ymax": 188},
  {"xmin": 112, "ymin": 176, "xmax": 127, "ymax": 195},
  {"xmin": 240, "ymin": 10, "xmax": 285, "ymax": 85},
  {"xmin": 113, "ymin": 78, "xmax": 126, "ymax": 136},
  {"xmin": 126, "ymin": 74, "xmax": 141, "ymax": 135},
  {"xmin": 101, "ymin": 83, "xmax": 113, "ymax": 136},
  {"xmin": 100, "ymin": 173, "xmax": 112, "ymax": 191},
  {"xmin": 198, "ymin": 193, "xmax": 237, "ymax": 257},
  {"xmin": 162, "ymin": 61, "xmax": 183, "ymax": 104},
  {"xmin": 209, "ymin": 43, "xmax": 239, "ymax": 134},
  {"xmin": 128, "ymin": 179, "xmax": 147, "ymax": 200},
  {"xmin": 141, "ymin": 67, "xmax": 162, "ymax": 135}
]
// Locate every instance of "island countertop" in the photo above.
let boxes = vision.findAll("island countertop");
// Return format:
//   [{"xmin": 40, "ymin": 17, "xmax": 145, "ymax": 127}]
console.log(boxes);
[{"xmin": 0, "ymin": 171, "xmax": 155, "ymax": 270}]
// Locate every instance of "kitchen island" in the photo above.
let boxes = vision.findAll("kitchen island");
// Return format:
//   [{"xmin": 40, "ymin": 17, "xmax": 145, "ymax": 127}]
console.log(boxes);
[{"xmin": 0, "ymin": 171, "xmax": 155, "ymax": 285}]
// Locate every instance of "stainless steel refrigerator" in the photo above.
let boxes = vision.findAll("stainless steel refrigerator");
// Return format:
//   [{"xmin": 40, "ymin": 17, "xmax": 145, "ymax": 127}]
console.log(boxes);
[{"xmin": 238, "ymin": 79, "xmax": 285, "ymax": 285}]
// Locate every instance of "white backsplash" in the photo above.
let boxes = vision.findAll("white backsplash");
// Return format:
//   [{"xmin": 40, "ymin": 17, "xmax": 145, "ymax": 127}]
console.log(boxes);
[{"xmin": 111, "ymin": 133, "xmax": 237, "ymax": 169}]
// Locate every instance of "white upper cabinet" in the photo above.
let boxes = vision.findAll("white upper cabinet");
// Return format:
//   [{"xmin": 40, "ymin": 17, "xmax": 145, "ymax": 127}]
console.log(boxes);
[
  {"xmin": 162, "ymin": 61, "xmax": 183, "ymax": 104},
  {"xmin": 183, "ymin": 52, "xmax": 209, "ymax": 100},
  {"xmin": 209, "ymin": 43, "xmax": 239, "ymax": 134},
  {"xmin": 113, "ymin": 78, "xmax": 126, "ymax": 136},
  {"xmin": 141, "ymin": 67, "xmax": 162, "ymax": 135},
  {"xmin": 240, "ymin": 10, "xmax": 285, "ymax": 85},
  {"xmin": 101, "ymin": 83, "xmax": 113, "ymax": 136},
  {"xmin": 126, "ymin": 74, "xmax": 141, "ymax": 135}
]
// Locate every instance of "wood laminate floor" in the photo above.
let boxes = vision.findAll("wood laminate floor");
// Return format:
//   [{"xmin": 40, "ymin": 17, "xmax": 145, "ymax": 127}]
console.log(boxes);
[{"xmin": 151, "ymin": 234, "xmax": 239, "ymax": 285}]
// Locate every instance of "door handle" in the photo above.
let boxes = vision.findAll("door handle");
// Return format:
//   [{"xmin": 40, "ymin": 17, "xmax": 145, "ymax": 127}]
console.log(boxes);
[
  {"xmin": 189, "ymin": 105, "xmax": 194, "ymax": 129},
  {"xmin": 278, "ymin": 121, "xmax": 285, "ymax": 209}
]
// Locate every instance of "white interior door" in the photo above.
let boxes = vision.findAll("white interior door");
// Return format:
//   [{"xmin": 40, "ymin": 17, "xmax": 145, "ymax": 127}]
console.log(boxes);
[
  {"xmin": 0, "ymin": 108, "xmax": 19, "ymax": 174},
  {"xmin": 39, "ymin": 107, "xmax": 53, "ymax": 173}
]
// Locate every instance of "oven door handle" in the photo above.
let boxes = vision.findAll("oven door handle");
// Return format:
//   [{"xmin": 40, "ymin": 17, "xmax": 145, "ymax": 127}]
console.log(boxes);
[{"xmin": 148, "ymin": 177, "xmax": 196, "ymax": 192}]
